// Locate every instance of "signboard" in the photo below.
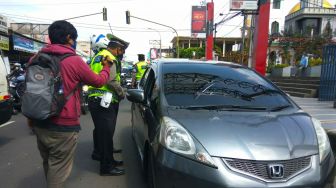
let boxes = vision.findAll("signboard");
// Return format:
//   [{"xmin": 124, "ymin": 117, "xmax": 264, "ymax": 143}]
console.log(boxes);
[
  {"xmin": 13, "ymin": 34, "xmax": 45, "ymax": 53},
  {"xmin": 0, "ymin": 15, "xmax": 8, "ymax": 34},
  {"xmin": 230, "ymin": 0, "xmax": 258, "ymax": 11},
  {"xmin": 0, "ymin": 35, "xmax": 9, "ymax": 51},
  {"xmin": 13, "ymin": 34, "xmax": 34, "ymax": 53},
  {"xmin": 191, "ymin": 6, "xmax": 206, "ymax": 34},
  {"xmin": 150, "ymin": 48, "xmax": 158, "ymax": 60}
]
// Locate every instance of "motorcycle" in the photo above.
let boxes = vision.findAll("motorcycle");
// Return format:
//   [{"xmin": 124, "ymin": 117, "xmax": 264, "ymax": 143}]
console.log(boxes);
[
  {"xmin": 7, "ymin": 64, "xmax": 25, "ymax": 114},
  {"xmin": 81, "ymin": 85, "xmax": 89, "ymax": 115},
  {"xmin": 121, "ymin": 67, "xmax": 133, "ymax": 89}
]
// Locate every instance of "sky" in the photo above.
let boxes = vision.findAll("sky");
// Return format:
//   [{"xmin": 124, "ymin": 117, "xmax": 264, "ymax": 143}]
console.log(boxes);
[{"xmin": 1, "ymin": 0, "xmax": 336, "ymax": 61}]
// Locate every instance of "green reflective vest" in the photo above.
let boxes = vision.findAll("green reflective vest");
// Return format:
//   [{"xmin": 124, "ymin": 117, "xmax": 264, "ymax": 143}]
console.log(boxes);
[
  {"xmin": 88, "ymin": 49, "xmax": 118, "ymax": 103},
  {"xmin": 135, "ymin": 61, "xmax": 147, "ymax": 81}
]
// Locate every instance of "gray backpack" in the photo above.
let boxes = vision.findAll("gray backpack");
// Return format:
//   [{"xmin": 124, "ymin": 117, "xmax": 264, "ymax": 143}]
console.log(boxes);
[{"xmin": 21, "ymin": 52, "xmax": 76, "ymax": 120}]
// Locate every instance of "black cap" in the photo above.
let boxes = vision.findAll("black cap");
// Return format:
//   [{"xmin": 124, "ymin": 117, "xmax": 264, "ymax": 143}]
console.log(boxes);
[
  {"xmin": 106, "ymin": 34, "xmax": 129, "ymax": 49},
  {"xmin": 107, "ymin": 40, "xmax": 124, "ymax": 48},
  {"xmin": 138, "ymin": 54, "xmax": 145, "ymax": 61}
]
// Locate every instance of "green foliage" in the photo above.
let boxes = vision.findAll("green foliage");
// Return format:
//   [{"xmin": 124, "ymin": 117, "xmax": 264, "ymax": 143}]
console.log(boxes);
[
  {"xmin": 179, "ymin": 47, "xmax": 205, "ymax": 59},
  {"xmin": 308, "ymin": 57, "xmax": 322, "ymax": 67},
  {"xmin": 266, "ymin": 62, "xmax": 275, "ymax": 73},
  {"xmin": 323, "ymin": 21, "xmax": 333, "ymax": 40},
  {"xmin": 274, "ymin": 63, "xmax": 290, "ymax": 68}
]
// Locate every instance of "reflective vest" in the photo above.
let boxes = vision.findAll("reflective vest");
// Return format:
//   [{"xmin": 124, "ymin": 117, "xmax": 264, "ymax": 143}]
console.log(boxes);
[
  {"xmin": 115, "ymin": 59, "xmax": 121, "ymax": 84},
  {"xmin": 135, "ymin": 61, "xmax": 147, "ymax": 81},
  {"xmin": 88, "ymin": 49, "xmax": 118, "ymax": 103}
]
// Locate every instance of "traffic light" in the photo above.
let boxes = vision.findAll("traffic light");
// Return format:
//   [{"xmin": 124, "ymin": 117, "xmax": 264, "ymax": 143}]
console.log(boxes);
[
  {"xmin": 103, "ymin": 7, "xmax": 107, "ymax": 21},
  {"xmin": 126, "ymin": 10, "xmax": 131, "ymax": 24}
]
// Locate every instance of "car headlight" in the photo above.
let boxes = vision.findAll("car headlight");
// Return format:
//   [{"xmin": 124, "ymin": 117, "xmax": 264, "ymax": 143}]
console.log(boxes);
[
  {"xmin": 82, "ymin": 85, "xmax": 89, "ymax": 92},
  {"xmin": 159, "ymin": 116, "xmax": 217, "ymax": 168},
  {"xmin": 312, "ymin": 118, "xmax": 331, "ymax": 163}
]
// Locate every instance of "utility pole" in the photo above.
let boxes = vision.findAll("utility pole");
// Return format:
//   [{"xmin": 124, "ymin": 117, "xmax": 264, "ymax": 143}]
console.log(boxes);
[
  {"xmin": 248, "ymin": 15, "xmax": 255, "ymax": 68},
  {"xmin": 206, "ymin": 1, "xmax": 214, "ymax": 60},
  {"xmin": 240, "ymin": 14, "xmax": 247, "ymax": 64},
  {"xmin": 252, "ymin": 0, "xmax": 271, "ymax": 75}
]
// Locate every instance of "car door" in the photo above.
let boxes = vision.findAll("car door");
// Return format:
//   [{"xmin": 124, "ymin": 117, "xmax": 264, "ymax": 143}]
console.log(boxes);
[
  {"xmin": 132, "ymin": 68, "xmax": 151, "ymax": 159},
  {"xmin": 133, "ymin": 67, "xmax": 160, "ymax": 159}
]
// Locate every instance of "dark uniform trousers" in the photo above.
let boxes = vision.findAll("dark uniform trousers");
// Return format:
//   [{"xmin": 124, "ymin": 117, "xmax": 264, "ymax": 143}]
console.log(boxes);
[{"xmin": 88, "ymin": 97, "xmax": 118, "ymax": 169}]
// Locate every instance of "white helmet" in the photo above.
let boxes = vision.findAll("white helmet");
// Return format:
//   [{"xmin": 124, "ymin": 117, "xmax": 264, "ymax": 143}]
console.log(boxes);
[{"xmin": 91, "ymin": 34, "xmax": 109, "ymax": 53}]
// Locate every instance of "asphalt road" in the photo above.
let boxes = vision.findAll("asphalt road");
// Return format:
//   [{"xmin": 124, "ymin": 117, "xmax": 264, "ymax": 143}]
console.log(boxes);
[{"xmin": 0, "ymin": 100, "xmax": 147, "ymax": 188}]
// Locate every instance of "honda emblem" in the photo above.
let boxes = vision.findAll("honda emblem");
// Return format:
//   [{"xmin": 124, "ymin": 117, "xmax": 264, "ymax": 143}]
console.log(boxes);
[{"xmin": 268, "ymin": 164, "xmax": 284, "ymax": 179}]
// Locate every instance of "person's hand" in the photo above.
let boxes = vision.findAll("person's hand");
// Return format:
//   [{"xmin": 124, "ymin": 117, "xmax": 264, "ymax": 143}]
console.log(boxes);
[
  {"xmin": 101, "ymin": 56, "xmax": 113, "ymax": 67},
  {"xmin": 118, "ymin": 92, "xmax": 125, "ymax": 100}
]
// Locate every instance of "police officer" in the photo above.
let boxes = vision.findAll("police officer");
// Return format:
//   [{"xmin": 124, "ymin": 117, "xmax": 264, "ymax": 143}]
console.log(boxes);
[
  {"xmin": 106, "ymin": 36, "xmax": 129, "ymax": 154},
  {"xmin": 88, "ymin": 39, "xmax": 125, "ymax": 176},
  {"xmin": 131, "ymin": 54, "xmax": 147, "ymax": 88}
]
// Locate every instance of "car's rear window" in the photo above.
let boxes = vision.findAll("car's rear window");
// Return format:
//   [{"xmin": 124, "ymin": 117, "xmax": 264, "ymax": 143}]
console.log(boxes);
[{"xmin": 162, "ymin": 63, "xmax": 291, "ymax": 108}]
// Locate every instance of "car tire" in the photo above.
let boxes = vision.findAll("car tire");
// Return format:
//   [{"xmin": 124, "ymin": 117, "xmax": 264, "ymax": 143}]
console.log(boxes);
[{"xmin": 146, "ymin": 149, "xmax": 157, "ymax": 188}]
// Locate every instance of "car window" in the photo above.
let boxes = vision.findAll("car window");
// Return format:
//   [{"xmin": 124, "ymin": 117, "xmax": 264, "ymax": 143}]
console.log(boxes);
[
  {"xmin": 162, "ymin": 63, "xmax": 291, "ymax": 109},
  {"xmin": 143, "ymin": 69, "xmax": 155, "ymax": 99},
  {"xmin": 139, "ymin": 68, "xmax": 150, "ymax": 90}
]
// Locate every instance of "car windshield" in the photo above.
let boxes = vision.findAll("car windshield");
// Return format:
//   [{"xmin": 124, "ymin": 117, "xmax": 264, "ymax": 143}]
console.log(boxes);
[{"xmin": 162, "ymin": 63, "xmax": 292, "ymax": 110}]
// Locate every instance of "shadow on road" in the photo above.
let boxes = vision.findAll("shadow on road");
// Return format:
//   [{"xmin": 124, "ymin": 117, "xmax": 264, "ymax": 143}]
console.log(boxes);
[
  {"xmin": 17, "ymin": 170, "xmax": 46, "ymax": 188},
  {"xmin": 0, "ymin": 137, "xmax": 13, "ymax": 147},
  {"xmin": 120, "ymin": 126, "xmax": 147, "ymax": 188}
]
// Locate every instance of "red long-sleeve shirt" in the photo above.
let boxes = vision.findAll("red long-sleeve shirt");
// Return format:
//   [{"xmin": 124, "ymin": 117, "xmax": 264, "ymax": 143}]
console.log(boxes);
[{"xmin": 39, "ymin": 44, "xmax": 110, "ymax": 127}]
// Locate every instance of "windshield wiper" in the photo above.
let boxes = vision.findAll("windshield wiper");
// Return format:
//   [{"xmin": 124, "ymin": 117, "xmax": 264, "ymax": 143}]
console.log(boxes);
[
  {"xmin": 243, "ymin": 89, "xmax": 283, "ymax": 98},
  {"xmin": 268, "ymin": 104, "xmax": 292, "ymax": 112},
  {"xmin": 176, "ymin": 105, "xmax": 267, "ymax": 111}
]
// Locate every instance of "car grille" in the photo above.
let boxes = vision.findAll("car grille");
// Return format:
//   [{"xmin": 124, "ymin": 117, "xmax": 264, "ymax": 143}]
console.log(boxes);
[{"xmin": 223, "ymin": 156, "xmax": 311, "ymax": 181}]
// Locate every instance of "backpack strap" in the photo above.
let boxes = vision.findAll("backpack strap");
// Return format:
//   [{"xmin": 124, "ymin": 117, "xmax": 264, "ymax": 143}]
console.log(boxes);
[{"xmin": 57, "ymin": 53, "xmax": 80, "ymax": 101}]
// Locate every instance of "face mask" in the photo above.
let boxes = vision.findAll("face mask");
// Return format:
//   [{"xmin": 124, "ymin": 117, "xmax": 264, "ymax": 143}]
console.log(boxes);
[
  {"xmin": 71, "ymin": 40, "xmax": 77, "ymax": 50},
  {"xmin": 117, "ymin": 54, "xmax": 124, "ymax": 61}
]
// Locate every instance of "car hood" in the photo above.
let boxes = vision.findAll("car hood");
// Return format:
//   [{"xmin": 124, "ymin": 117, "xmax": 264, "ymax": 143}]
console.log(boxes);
[{"xmin": 167, "ymin": 109, "xmax": 318, "ymax": 161}]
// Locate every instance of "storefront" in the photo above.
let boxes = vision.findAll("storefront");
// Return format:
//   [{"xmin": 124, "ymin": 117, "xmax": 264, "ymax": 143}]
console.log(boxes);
[{"xmin": 4, "ymin": 30, "xmax": 45, "ymax": 67}]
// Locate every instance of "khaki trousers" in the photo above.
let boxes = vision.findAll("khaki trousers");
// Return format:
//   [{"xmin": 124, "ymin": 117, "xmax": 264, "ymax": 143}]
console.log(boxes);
[{"xmin": 34, "ymin": 127, "xmax": 78, "ymax": 188}]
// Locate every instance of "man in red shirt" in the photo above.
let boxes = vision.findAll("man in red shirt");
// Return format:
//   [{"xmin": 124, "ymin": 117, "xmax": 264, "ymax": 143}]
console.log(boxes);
[{"xmin": 31, "ymin": 20, "xmax": 111, "ymax": 188}]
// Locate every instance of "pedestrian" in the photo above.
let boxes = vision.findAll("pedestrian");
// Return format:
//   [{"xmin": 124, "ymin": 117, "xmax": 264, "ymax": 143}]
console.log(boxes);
[
  {"xmin": 131, "ymin": 54, "xmax": 148, "ymax": 88},
  {"xmin": 29, "ymin": 20, "xmax": 111, "ymax": 188},
  {"xmin": 88, "ymin": 37, "xmax": 126, "ymax": 176},
  {"xmin": 297, "ymin": 53, "xmax": 309, "ymax": 76}
]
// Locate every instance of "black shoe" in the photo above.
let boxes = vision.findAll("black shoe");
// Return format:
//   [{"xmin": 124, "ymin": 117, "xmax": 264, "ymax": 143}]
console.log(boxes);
[
  {"xmin": 100, "ymin": 167, "xmax": 125, "ymax": 176},
  {"xmin": 113, "ymin": 148, "xmax": 122, "ymax": 153},
  {"xmin": 91, "ymin": 153, "xmax": 100, "ymax": 161},
  {"xmin": 113, "ymin": 160, "xmax": 124, "ymax": 166}
]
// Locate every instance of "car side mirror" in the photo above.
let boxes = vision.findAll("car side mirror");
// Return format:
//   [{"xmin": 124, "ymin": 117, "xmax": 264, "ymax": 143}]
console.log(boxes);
[{"xmin": 126, "ymin": 89, "xmax": 144, "ymax": 103}]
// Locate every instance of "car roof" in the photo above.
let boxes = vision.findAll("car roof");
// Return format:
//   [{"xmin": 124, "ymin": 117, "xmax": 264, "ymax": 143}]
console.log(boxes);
[
  {"xmin": 152, "ymin": 58, "xmax": 241, "ymax": 66},
  {"xmin": 150, "ymin": 59, "xmax": 245, "ymax": 72}
]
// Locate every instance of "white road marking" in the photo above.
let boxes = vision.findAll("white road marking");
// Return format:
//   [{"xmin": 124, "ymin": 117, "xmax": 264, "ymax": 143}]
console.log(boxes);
[{"xmin": 0, "ymin": 121, "xmax": 15, "ymax": 128}]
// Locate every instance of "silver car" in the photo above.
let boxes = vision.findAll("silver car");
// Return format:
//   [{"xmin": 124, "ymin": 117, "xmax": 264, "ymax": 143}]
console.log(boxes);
[{"xmin": 126, "ymin": 59, "xmax": 335, "ymax": 188}]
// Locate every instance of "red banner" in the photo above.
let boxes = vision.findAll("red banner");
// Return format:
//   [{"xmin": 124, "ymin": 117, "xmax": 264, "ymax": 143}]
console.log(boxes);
[{"xmin": 191, "ymin": 6, "xmax": 206, "ymax": 34}]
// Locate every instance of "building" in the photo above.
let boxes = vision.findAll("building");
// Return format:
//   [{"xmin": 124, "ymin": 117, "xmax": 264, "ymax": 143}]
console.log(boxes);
[
  {"xmin": 285, "ymin": 0, "xmax": 336, "ymax": 37},
  {"xmin": 171, "ymin": 36, "xmax": 242, "ymax": 58},
  {"xmin": 77, "ymin": 41, "xmax": 90, "ymax": 55},
  {"xmin": 268, "ymin": 0, "xmax": 335, "ymax": 65}
]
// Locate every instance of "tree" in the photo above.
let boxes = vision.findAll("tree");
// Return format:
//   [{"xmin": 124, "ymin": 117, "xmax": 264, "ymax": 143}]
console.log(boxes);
[
  {"xmin": 179, "ymin": 47, "xmax": 205, "ymax": 59},
  {"xmin": 323, "ymin": 20, "xmax": 333, "ymax": 40}
]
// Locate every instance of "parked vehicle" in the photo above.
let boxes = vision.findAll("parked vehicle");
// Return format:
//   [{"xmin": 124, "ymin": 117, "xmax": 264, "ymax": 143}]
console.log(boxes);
[
  {"xmin": 0, "ymin": 57, "xmax": 12, "ymax": 125},
  {"xmin": 121, "ymin": 66, "xmax": 133, "ymax": 88},
  {"xmin": 126, "ymin": 59, "xmax": 335, "ymax": 188},
  {"xmin": 7, "ymin": 63, "xmax": 25, "ymax": 113}
]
